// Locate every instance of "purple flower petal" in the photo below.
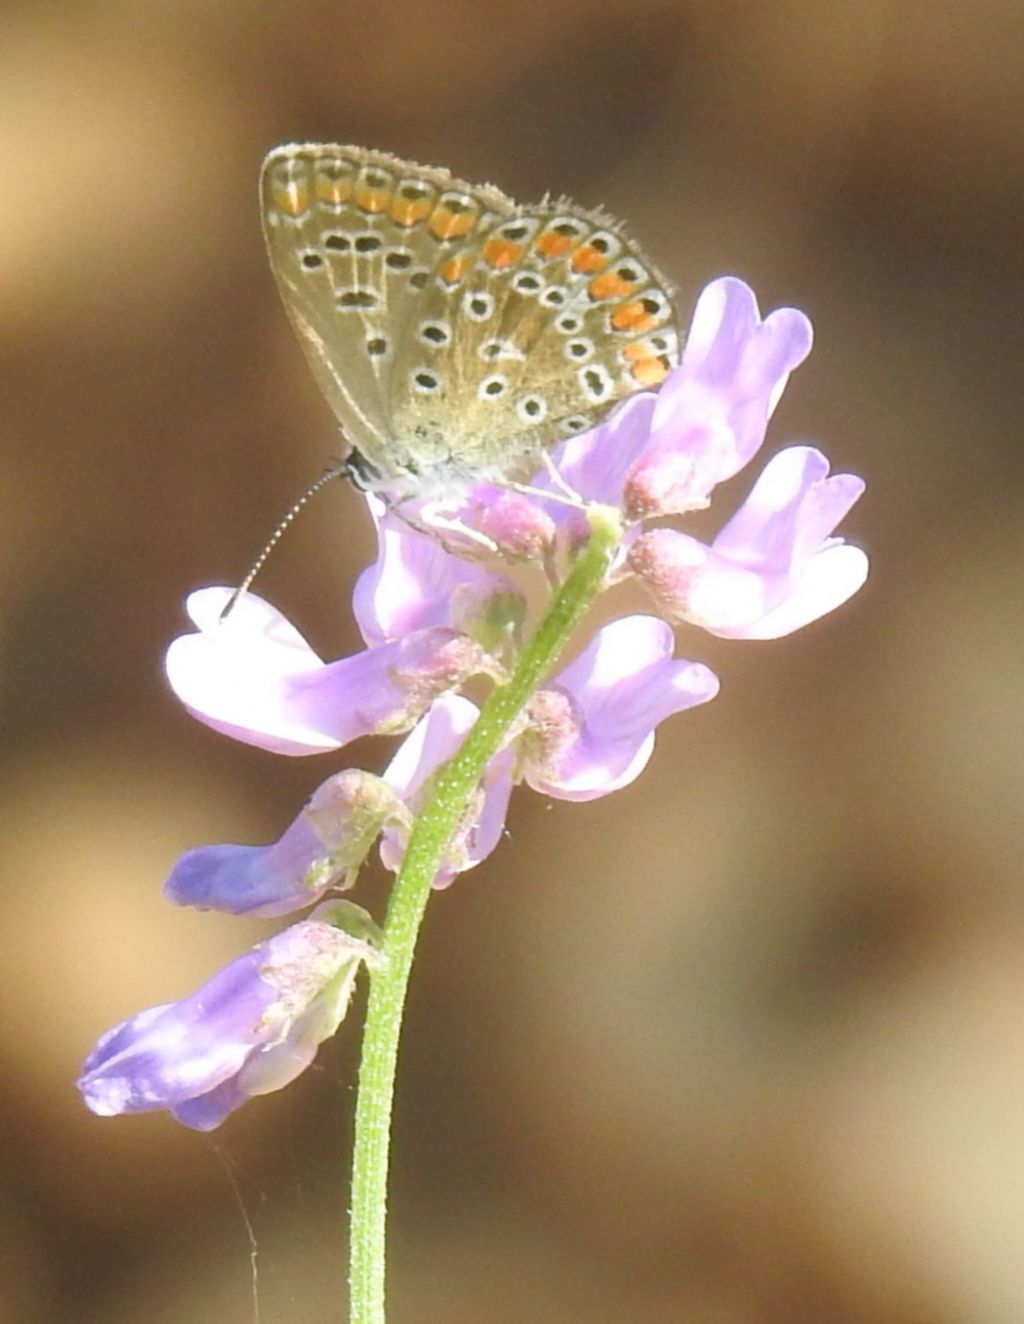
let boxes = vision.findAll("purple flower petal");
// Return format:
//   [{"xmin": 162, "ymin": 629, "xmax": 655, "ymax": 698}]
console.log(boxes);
[
  {"xmin": 628, "ymin": 446, "xmax": 868, "ymax": 638},
  {"xmin": 630, "ymin": 278, "xmax": 814, "ymax": 508},
  {"xmin": 170, "ymin": 991, "xmax": 342, "ymax": 1127},
  {"xmin": 165, "ymin": 588, "xmax": 328, "ymax": 751},
  {"xmin": 164, "ymin": 771, "xmax": 403, "ymax": 917},
  {"xmin": 379, "ymin": 694, "xmax": 515, "ymax": 887},
  {"xmin": 166, "ymin": 588, "xmax": 489, "ymax": 756},
  {"xmin": 523, "ymin": 616, "xmax": 720, "ymax": 802},
  {"xmin": 79, "ymin": 903, "xmax": 381, "ymax": 1130},
  {"xmin": 466, "ymin": 485, "xmax": 557, "ymax": 561},
  {"xmin": 450, "ymin": 747, "xmax": 515, "ymax": 884},
  {"xmin": 718, "ymin": 543, "xmax": 869, "ymax": 640},
  {"xmin": 547, "ymin": 392, "xmax": 659, "ymax": 510},
  {"xmin": 353, "ymin": 496, "xmax": 523, "ymax": 645},
  {"xmin": 79, "ymin": 952, "xmax": 280, "ymax": 1118},
  {"xmin": 712, "ymin": 445, "xmax": 865, "ymax": 570}
]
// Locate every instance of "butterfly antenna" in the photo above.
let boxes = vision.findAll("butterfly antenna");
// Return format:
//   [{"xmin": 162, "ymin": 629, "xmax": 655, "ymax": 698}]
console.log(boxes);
[{"xmin": 220, "ymin": 466, "xmax": 347, "ymax": 621}]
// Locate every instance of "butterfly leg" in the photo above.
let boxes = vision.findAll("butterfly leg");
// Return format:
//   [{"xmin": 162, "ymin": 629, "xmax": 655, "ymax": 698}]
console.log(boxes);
[
  {"xmin": 537, "ymin": 449, "xmax": 584, "ymax": 504},
  {"xmin": 381, "ymin": 495, "xmax": 501, "ymax": 557},
  {"xmin": 416, "ymin": 501, "xmax": 501, "ymax": 555},
  {"xmin": 503, "ymin": 480, "xmax": 588, "ymax": 512},
  {"xmin": 500, "ymin": 450, "xmax": 589, "ymax": 512}
]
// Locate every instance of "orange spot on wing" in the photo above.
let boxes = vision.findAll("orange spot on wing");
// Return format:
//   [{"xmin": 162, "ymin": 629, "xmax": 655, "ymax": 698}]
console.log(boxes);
[
  {"xmin": 355, "ymin": 186, "xmax": 390, "ymax": 213},
  {"xmin": 430, "ymin": 207, "xmax": 477, "ymax": 240},
  {"xmin": 273, "ymin": 181, "xmax": 310, "ymax": 216},
  {"xmin": 589, "ymin": 273, "xmax": 636, "ymax": 301},
  {"xmin": 570, "ymin": 244, "xmax": 608, "ymax": 273},
  {"xmin": 630, "ymin": 357, "xmax": 670, "ymax": 387},
  {"xmin": 536, "ymin": 231, "xmax": 575, "ymax": 258},
  {"xmin": 391, "ymin": 197, "xmax": 433, "ymax": 226},
  {"xmin": 623, "ymin": 340, "xmax": 654, "ymax": 361},
  {"xmin": 612, "ymin": 301, "xmax": 657, "ymax": 333},
  {"xmin": 439, "ymin": 256, "xmax": 469, "ymax": 284},
  {"xmin": 316, "ymin": 177, "xmax": 352, "ymax": 205},
  {"xmin": 482, "ymin": 238, "xmax": 523, "ymax": 269}
]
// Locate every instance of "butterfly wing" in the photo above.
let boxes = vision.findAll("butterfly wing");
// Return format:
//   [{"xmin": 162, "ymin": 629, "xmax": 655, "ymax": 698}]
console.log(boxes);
[
  {"xmin": 262, "ymin": 144, "xmax": 679, "ymax": 491},
  {"xmin": 262, "ymin": 144, "xmax": 514, "ymax": 483},
  {"xmin": 385, "ymin": 201, "xmax": 680, "ymax": 481}
]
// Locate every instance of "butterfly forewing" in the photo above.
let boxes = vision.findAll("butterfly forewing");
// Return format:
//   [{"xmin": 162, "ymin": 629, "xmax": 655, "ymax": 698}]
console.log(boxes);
[{"xmin": 261, "ymin": 143, "xmax": 680, "ymax": 492}]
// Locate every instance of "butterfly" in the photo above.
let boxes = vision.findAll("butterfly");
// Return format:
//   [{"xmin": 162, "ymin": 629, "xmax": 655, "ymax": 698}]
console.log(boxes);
[{"xmin": 261, "ymin": 143, "xmax": 679, "ymax": 496}]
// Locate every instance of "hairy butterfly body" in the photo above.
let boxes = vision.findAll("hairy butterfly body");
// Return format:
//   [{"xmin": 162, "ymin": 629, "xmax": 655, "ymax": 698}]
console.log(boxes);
[{"xmin": 262, "ymin": 143, "xmax": 679, "ymax": 495}]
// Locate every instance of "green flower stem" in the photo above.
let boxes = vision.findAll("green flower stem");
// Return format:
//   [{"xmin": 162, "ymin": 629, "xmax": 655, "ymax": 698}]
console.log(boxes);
[{"xmin": 348, "ymin": 505, "xmax": 622, "ymax": 1324}]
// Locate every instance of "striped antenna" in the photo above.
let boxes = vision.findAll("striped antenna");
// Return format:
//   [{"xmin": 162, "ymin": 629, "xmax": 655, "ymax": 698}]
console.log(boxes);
[{"xmin": 219, "ymin": 466, "xmax": 347, "ymax": 621}]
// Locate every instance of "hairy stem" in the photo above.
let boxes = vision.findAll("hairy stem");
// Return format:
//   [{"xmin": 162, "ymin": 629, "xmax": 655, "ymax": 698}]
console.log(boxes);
[{"xmin": 348, "ymin": 506, "xmax": 621, "ymax": 1323}]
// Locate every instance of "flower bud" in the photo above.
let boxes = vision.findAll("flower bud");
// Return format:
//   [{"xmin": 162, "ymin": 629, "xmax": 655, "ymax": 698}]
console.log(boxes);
[
  {"xmin": 626, "ymin": 528, "xmax": 709, "ymax": 622},
  {"xmin": 623, "ymin": 441, "xmax": 708, "ymax": 521},
  {"xmin": 470, "ymin": 487, "xmax": 556, "ymax": 561}
]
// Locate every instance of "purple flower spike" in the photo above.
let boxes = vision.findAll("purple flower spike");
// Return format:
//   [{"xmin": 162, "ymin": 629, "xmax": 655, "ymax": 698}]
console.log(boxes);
[
  {"xmin": 78, "ymin": 901, "xmax": 383, "ymax": 1130},
  {"xmin": 353, "ymin": 496, "xmax": 525, "ymax": 647},
  {"xmin": 628, "ymin": 446, "xmax": 868, "ymax": 639},
  {"xmin": 166, "ymin": 587, "xmax": 493, "ymax": 756},
  {"xmin": 380, "ymin": 694, "xmax": 515, "ymax": 888},
  {"xmin": 164, "ymin": 771, "xmax": 405, "ymax": 918},
  {"xmin": 522, "ymin": 616, "xmax": 720, "ymax": 802}
]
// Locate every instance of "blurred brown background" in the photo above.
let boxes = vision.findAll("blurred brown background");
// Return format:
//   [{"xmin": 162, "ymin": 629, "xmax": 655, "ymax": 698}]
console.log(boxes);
[{"xmin": 2, "ymin": 2, "xmax": 1022, "ymax": 1321}]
